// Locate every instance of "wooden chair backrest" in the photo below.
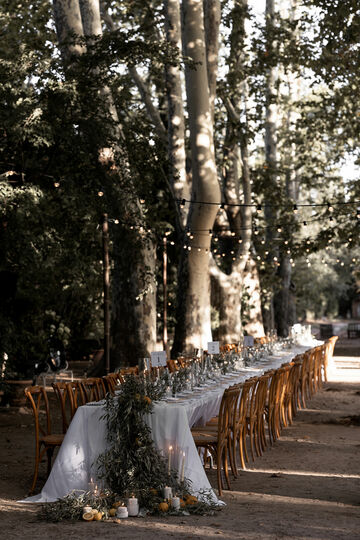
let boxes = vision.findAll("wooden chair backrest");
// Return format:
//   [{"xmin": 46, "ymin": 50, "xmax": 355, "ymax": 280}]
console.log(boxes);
[
  {"xmin": 25, "ymin": 386, "xmax": 51, "ymax": 443},
  {"xmin": 65, "ymin": 381, "xmax": 87, "ymax": 417},
  {"xmin": 52, "ymin": 382, "xmax": 73, "ymax": 433},
  {"xmin": 217, "ymin": 386, "xmax": 240, "ymax": 451}
]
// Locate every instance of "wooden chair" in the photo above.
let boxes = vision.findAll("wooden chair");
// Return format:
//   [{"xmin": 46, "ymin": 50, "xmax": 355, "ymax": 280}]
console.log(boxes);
[
  {"xmin": 232, "ymin": 380, "xmax": 255, "ymax": 473},
  {"xmin": 322, "ymin": 336, "xmax": 338, "ymax": 382},
  {"xmin": 191, "ymin": 386, "xmax": 240, "ymax": 496},
  {"xmin": 65, "ymin": 381, "xmax": 87, "ymax": 417},
  {"xmin": 266, "ymin": 367, "xmax": 288, "ymax": 445},
  {"xmin": 25, "ymin": 385, "xmax": 64, "ymax": 494},
  {"xmin": 82, "ymin": 377, "xmax": 106, "ymax": 402},
  {"xmin": 102, "ymin": 373, "xmax": 124, "ymax": 396},
  {"xmin": 119, "ymin": 366, "xmax": 139, "ymax": 377},
  {"xmin": 247, "ymin": 374, "xmax": 270, "ymax": 459},
  {"xmin": 166, "ymin": 359, "xmax": 179, "ymax": 373},
  {"xmin": 52, "ymin": 381, "xmax": 74, "ymax": 433}
]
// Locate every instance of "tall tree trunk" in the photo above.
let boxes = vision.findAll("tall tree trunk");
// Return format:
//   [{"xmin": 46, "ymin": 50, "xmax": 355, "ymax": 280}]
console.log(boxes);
[
  {"xmin": 274, "ymin": 0, "xmax": 299, "ymax": 336},
  {"xmin": 210, "ymin": 0, "xmax": 264, "ymax": 342},
  {"xmin": 172, "ymin": 0, "xmax": 221, "ymax": 354},
  {"xmin": 165, "ymin": 0, "xmax": 189, "ymax": 228},
  {"xmin": 263, "ymin": 0, "xmax": 278, "ymax": 333},
  {"xmin": 53, "ymin": 0, "xmax": 157, "ymax": 366},
  {"xmin": 203, "ymin": 0, "xmax": 221, "ymax": 123}
]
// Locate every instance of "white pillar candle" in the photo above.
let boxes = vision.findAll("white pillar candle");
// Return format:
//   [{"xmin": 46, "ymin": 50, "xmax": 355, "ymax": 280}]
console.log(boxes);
[
  {"xmin": 168, "ymin": 445, "xmax": 173, "ymax": 475},
  {"xmin": 180, "ymin": 451, "xmax": 186, "ymax": 483},
  {"xmin": 171, "ymin": 496, "xmax": 180, "ymax": 510},
  {"xmin": 116, "ymin": 506, "xmax": 128, "ymax": 519},
  {"xmin": 127, "ymin": 496, "xmax": 139, "ymax": 517},
  {"xmin": 163, "ymin": 486, "xmax": 172, "ymax": 499}
]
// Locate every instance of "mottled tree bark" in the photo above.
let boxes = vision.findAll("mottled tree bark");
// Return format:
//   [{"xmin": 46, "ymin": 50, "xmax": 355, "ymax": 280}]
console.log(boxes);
[
  {"xmin": 263, "ymin": 0, "xmax": 278, "ymax": 333},
  {"xmin": 173, "ymin": 0, "xmax": 221, "ymax": 354},
  {"xmin": 165, "ymin": 0, "xmax": 189, "ymax": 228},
  {"xmin": 53, "ymin": 0, "xmax": 157, "ymax": 366}
]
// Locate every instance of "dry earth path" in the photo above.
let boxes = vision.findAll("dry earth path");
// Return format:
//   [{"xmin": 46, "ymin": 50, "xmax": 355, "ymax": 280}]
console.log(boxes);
[{"xmin": 1, "ymin": 357, "xmax": 359, "ymax": 540}]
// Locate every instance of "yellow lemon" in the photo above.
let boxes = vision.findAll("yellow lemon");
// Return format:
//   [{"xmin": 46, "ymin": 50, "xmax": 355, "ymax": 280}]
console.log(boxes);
[
  {"xmin": 93, "ymin": 511, "xmax": 103, "ymax": 521},
  {"xmin": 82, "ymin": 512, "xmax": 94, "ymax": 521},
  {"xmin": 112, "ymin": 501, "xmax": 123, "ymax": 508},
  {"xmin": 109, "ymin": 508, "xmax": 117, "ymax": 517}
]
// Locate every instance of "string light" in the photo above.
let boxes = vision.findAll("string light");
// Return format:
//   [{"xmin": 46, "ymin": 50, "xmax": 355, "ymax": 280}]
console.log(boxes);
[
  {"xmin": 327, "ymin": 202, "xmax": 334, "ymax": 212},
  {"xmin": 256, "ymin": 204, "xmax": 262, "ymax": 214},
  {"xmin": 293, "ymin": 204, "xmax": 298, "ymax": 214},
  {"xmin": 180, "ymin": 199, "xmax": 186, "ymax": 208},
  {"xmin": 54, "ymin": 182, "xmax": 60, "ymax": 188},
  {"xmin": 98, "ymin": 190, "xmax": 104, "ymax": 197}
]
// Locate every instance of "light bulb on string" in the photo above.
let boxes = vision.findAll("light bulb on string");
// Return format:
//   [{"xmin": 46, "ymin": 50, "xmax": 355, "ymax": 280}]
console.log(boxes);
[
  {"xmin": 256, "ymin": 204, "xmax": 262, "ymax": 214},
  {"xmin": 180, "ymin": 199, "xmax": 186, "ymax": 208},
  {"xmin": 98, "ymin": 189, "xmax": 104, "ymax": 197},
  {"xmin": 327, "ymin": 202, "xmax": 334, "ymax": 213},
  {"xmin": 293, "ymin": 204, "xmax": 298, "ymax": 214},
  {"xmin": 277, "ymin": 227, "xmax": 282, "ymax": 233},
  {"xmin": 303, "ymin": 221, "xmax": 307, "ymax": 227},
  {"xmin": 209, "ymin": 229, "xmax": 213, "ymax": 237},
  {"xmin": 54, "ymin": 182, "xmax": 60, "ymax": 188}
]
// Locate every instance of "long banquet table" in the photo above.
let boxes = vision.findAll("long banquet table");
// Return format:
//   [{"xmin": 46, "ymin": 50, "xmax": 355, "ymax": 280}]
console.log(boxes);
[{"xmin": 23, "ymin": 342, "xmax": 320, "ymax": 504}]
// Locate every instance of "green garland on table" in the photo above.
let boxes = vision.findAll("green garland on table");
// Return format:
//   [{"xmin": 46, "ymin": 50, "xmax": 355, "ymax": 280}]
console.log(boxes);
[
  {"xmin": 96, "ymin": 374, "xmax": 179, "ymax": 500},
  {"xmin": 39, "ymin": 374, "xmax": 219, "ymax": 522}
]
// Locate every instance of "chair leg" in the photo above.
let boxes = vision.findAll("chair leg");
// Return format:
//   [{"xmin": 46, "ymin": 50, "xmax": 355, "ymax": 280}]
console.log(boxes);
[
  {"xmin": 238, "ymin": 429, "xmax": 246, "ymax": 470},
  {"xmin": 46, "ymin": 447, "xmax": 54, "ymax": 477},
  {"xmin": 229, "ymin": 435, "xmax": 238, "ymax": 478},
  {"xmin": 29, "ymin": 445, "xmax": 41, "ymax": 495},
  {"xmin": 222, "ymin": 444, "xmax": 231, "ymax": 491}
]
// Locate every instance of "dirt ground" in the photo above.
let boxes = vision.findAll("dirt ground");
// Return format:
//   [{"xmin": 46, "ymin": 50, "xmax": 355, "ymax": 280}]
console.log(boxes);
[{"xmin": 1, "ymin": 356, "xmax": 360, "ymax": 540}]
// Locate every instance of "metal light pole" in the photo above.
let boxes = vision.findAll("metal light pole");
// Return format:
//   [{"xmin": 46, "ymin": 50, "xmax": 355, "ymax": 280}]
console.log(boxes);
[
  {"xmin": 102, "ymin": 213, "xmax": 110, "ymax": 374},
  {"xmin": 163, "ymin": 236, "xmax": 169, "ymax": 357}
]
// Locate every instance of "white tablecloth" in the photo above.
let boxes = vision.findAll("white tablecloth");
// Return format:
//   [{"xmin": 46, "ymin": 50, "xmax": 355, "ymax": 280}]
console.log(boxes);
[{"xmin": 23, "ymin": 345, "xmax": 316, "ymax": 504}]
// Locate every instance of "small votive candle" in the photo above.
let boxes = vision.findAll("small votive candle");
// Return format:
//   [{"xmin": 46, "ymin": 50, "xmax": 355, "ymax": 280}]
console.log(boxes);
[
  {"xmin": 116, "ymin": 506, "xmax": 128, "ymax": 519},
  {"xmin": 163, "ymin": 486, "xmax": 172, "ymax": 499},
  {"xmin": 171, "ymin": 496, "xmax": 180, "ymax": 510},
  {"xmin": 127, "ymin": 496, "xmax": 139, "ymax": 517}
]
